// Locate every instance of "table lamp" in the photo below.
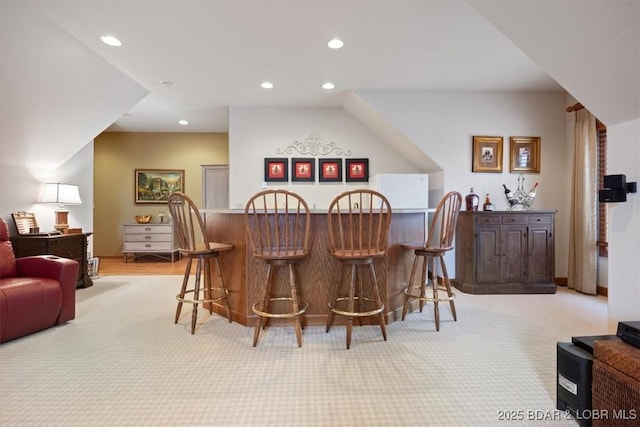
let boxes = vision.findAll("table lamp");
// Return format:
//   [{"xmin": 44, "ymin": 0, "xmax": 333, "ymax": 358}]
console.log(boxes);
[{"xmin": 39, "ymin": 183, "xmax": 82, "ymax": 232}]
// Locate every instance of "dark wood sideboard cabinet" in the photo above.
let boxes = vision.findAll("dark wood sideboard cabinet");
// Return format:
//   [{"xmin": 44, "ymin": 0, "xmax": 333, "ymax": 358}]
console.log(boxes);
[
  {"xmin": 10, "ymin": 233, "xmax": 93, "ymax": 288},
  {"xmin": 452, "ymin": 211, "xmax": 556, "ymax": 294}
]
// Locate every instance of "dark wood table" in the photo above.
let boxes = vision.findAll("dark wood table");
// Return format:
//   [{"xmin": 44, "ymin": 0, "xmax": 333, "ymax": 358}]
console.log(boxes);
[{"xmin": 11, "ymin": 232, "xmax": 93, "ymax": 288}]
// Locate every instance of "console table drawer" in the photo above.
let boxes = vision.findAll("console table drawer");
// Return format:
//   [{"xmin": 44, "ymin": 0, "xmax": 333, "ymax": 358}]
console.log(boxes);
[
  {"xmin": 123, "ymin": 225, "xmax": 173, "ymax": 234},
  {"xmin": 123, "ymin": 242, "xmax": 175, "ymax": 251},
  {"xmin": 124, "ymin": 234, "xmax": 173, "ymax": 242}
]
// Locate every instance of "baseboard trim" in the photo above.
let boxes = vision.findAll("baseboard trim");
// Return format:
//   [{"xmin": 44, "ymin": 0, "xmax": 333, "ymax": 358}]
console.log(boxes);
[{"xmin": 554, "ymin": 277, "xmax": 607, "ymax": 297}]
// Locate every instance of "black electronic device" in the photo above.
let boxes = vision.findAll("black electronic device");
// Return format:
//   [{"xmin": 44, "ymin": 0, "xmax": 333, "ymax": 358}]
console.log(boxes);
[
  {"xmin": 617, "ymin": 320, "xmax": 640, "ymax": 349},
  {"xmin": 600, "ymin": 173, "xmax": 637, "ymax": 203},
  {"xmin": 571, "ymin": 334, "xmax": 620, "ymax": 354},
  {"xmin": 599, "ymin": 188, "xmax": 627, "ymax": 203},
  {"xmin": 557, "ymin": 342, "xmax": 593, "ymax": 427},
  {"xmin": 604, "ymin": 174, "xmax": 627, "ymax": 189}
]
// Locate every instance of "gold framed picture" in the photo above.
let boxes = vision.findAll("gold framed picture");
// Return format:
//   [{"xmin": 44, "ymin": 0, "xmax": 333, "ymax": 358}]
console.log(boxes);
[
  {"xmin": 472, "ymin": 136, "xmax": 503, "ymax": 173},
  {"xmin": 510, "ymin": 136, "xmax": 541, "ymax": 173}
]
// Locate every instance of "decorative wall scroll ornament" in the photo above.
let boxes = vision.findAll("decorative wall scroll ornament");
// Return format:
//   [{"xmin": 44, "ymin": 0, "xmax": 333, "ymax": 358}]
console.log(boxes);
[{"xmin": 276, "ymin": 135, "xmax": 352, "ymax": 157}]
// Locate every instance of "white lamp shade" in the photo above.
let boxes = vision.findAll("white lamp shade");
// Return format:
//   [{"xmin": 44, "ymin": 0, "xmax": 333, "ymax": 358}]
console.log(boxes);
[{"xmin": 40, "ymin": 183, "xmax": 82, "ymax": 205}]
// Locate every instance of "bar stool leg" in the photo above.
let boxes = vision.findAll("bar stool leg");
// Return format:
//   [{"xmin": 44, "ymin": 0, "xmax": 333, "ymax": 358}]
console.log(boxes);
[
  {"xmin": 191, "ymin": 257, "xmax": 203, "ymax": 335},
  {"xmin": 430, "ymin": 256, "xmax": 440, "ymax": 332},
  {"xmin": 402, "ymin": 255, "xmax": 420, "ymax": 320},
  {"xmin": 439, "ymin": 255, "xmax": 457, "ymax": 321},
  {"xmin": 204, "ymin": 257, "xmax": 213, "ymax": 314},
  {"xmin": 253, "ymin": 264, "xmax": 274, "ymax": 347},
  {"xmin": 288, "ymin": 264, "xmax": 303, "ymax": 347},
  {"xmin": 368, "ymin": 262, "xmax": 387, "ymax": 341},
  {"xmin": 214, "ymin": 256, "xmax": 232, "ymax": 322},
  {"xmin": 175, "ymin": 257, "xmax": 193, "ymax": 324},
  {"xmin": 418, "ymin": 255, "xmax": 428, "ymax": 313},
  {"xmin": 346, "ymin": 264, "xmax": 357, "ymax": 349},
  {"xmin": 326, "ymin": 264, "xmax": 344, "ymax": 333}
]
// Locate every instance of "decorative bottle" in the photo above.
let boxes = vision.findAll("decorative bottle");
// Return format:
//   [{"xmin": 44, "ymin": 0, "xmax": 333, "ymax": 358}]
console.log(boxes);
[
  {"xmin": 465, "ymin": 188, "xmax": 480, "ymax": 211},
  {"xmin": 528, "ymin": 182, "xmax": 539, "ymax": 198},
  {"xmin": 483, "ymin": 194, "xmax": 494, "ymax": 211},
  {"xmin": 503, "ymin": 183, "xmax": 517, "ymax": 207}
]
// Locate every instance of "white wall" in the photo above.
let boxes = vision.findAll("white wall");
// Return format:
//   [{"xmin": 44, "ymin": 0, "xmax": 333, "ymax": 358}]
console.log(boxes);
[
  {"xmin": 606, "ymin": 119, "xmax": 640, "ymax": 326},
  {"xmin": 228, "ymin": 106, "xmax": 420, "ymax": 210},
  {"xmin": 348, "ymin": 90, "xmax": 569, "ymax": 276},
  {"xmin": 0, "ymin": 142, "xmax": 94, "ymax": 252}
]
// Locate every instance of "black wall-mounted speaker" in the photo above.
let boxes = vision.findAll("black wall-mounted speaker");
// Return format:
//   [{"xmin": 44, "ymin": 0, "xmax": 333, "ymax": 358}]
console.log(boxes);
[
  {"xmin": 599, "ymin": 188, "xmax": 627, "ymax": 203},
  {"xmin": 604, "ymin": 174, "xmax": 626, "ymax": 189}
]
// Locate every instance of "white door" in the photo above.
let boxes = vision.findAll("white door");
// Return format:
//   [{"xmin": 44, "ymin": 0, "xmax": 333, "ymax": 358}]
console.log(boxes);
[{"xmin": 202, "ymin": 165, "xmax": 229, "ymax": 209}]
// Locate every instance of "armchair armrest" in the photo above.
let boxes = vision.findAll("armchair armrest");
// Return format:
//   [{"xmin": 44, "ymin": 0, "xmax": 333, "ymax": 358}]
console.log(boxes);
[{"xmin": 15, "ymin": 255, "xmax": 79, "ymax": 322}]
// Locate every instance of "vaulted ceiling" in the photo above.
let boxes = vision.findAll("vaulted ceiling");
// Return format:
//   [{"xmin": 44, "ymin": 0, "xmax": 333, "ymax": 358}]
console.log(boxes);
[{"xmin": 1, "ymin": 0, "xmax": 638, "ymax": 170}]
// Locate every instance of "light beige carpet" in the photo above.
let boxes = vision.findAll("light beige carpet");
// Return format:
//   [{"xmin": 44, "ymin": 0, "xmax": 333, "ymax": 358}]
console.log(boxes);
[{"xmin": 0, "ymin": 275, "xmax": 610, "ymax": 426}]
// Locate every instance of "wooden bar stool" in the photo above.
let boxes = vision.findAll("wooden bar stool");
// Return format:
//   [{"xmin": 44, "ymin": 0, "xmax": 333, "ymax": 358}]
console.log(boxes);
[
  {"xmin": 244, "ymin": 190, "xmax": 310, "ymax": 347},
  {"xmin": 326, "ymin": 189, "xmax": 391, "ymax": 349},
  {"xmin": 167, "ymin": 192, "xmax": 233, "ymax": 334},
  {"xmin": 401, "ymin": 191, "xmax": 462, "ymax": 331}
]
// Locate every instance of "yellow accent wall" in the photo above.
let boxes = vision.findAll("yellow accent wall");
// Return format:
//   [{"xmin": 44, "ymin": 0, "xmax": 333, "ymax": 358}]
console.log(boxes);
[{"xmin": 94, "ymin": 132, "xmax": 228, "ymax": 256}]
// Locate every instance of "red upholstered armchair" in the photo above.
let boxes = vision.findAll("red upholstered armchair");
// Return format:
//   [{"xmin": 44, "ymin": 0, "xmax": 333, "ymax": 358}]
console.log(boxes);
[{"xmin": 0, "ymin": 218, "xmax": 78, "ymax": 343}]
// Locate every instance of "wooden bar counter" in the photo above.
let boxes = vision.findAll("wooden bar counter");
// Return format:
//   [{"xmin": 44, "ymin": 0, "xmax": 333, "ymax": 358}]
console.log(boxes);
[{"xmin": 203, "ymin": 210, "xmax": 426, "ymax": 326}]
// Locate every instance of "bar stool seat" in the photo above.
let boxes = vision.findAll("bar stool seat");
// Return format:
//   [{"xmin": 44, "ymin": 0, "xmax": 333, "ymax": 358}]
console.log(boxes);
[
  {"xmin": 401, "ymin": 191, "xmax": 462, "ymax": 331},
  {"xmin": 244, "ymin": 190, "xmax": 310, "ymax": 347},
  {"xmin": 167, "ymin": 192, "xmax": 233, "ymax": 334},
  {"xmin": 326, "ymin": 189, "xmax": 392, "ymax": 349}
]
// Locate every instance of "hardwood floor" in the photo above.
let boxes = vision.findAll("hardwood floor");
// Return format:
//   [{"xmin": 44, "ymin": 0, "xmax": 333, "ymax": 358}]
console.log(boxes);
[{"xmin": 98, "ymin": 255, "xmax": 188, "ymax": 275}]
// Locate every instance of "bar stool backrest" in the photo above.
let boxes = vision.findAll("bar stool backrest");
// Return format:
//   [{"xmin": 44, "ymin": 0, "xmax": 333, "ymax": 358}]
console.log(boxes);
[
  {"xmin": 327, "ymin": 189, "xmax": 392, "ymax": 257},
  {"xmin": 244, "ymin": 190, "xmax": 310, "ymax": 258},
  {"xmin": 425, "ymin": 191, "xmax": 462, "ymax": 251},
  {"xmin": 167, "ymin": 192, "xmax": 208, "ymax": 252}
]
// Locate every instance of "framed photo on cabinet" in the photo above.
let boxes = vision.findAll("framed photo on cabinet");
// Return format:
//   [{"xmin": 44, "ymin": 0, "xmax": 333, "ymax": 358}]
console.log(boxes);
[
  {"xmin": 510, "ymin": 136, "xmax": 541, "ymax": 173},
  {"xmin": 291, "ymin": 158, "xmax": 315, "ymax": 182},
  {"xmin": 264, "ymin": 158, "xmax": 288, "ymax": 182},
  {"xmin": 472, "ymin": 136, "xmax": 503, "ymax": 173},
  {"xmin": 345, "ymin": 158, "xmax": 369, "ymax": 182},
  {"xmin": 319, "ymin": 158, "xmax": 342, "ymax": 182}
]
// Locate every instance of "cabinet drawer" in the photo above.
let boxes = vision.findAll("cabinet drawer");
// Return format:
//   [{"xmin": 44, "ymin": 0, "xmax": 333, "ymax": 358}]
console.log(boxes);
[
  {"xmin": 527, "ymin": 215, "xmax": 553, "ymax": 224},
  {"xmin": 123, "ymin": 225, "xmax": 173, "ymax": 234},
  {"xmin": 125, "ymin": 234, "xmax": 173, "ymax": 242},
  {"xmin": 123, "ymin": 242, "xmax": 175, "ymax": 251},
  {"xmin": 476, "ymin": 216, "xmax": 501, "ymax": 225},
  {"xmin": 501, "ymin": 215, "xmax": 527, "ymax": 225}
]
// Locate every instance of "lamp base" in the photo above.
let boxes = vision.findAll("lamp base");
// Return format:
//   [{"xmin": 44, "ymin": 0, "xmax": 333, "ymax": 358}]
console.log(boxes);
[{"xmin": 54, "ymin": 210, "xmax": 70, "ymax": 233}]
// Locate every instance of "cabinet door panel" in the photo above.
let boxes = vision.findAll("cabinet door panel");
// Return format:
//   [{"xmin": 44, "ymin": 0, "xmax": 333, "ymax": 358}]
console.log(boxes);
[
  {"xmin": 501, "ymin": 226, "xmax": 527, "ymax": 283},
  {"xmin": 527, "ymin": 226, "xmax": 553, "ymax": 282},
  {"xmin": 476, "ymin": 225, "xmax": 500, "ymax": 282}
]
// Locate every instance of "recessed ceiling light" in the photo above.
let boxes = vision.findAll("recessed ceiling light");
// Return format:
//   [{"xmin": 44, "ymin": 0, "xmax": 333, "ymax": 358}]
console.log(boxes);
[
  {"xmin": 100, "ymin": 35, "xmax": 122, "ymax": 47},
  {"xmin": 322, "ymin": 82, "xmax": 335, "ymax": 90},
  {"xmin": 178, "ymin": 120, "xmax": 189, "ymax": 126},
  {"xmin": 261, "ymin": 82, "xmax": 274, "ymax": 89},
  {"xmin": 327, "ymin": 38, "xmax": 344, "ymax": 49}
]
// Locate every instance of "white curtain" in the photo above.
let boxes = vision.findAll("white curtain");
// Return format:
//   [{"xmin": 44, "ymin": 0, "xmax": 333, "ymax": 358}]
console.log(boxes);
[{"xmin": 567, "ymin": 109, "xmax": 598, "ymax": 294}]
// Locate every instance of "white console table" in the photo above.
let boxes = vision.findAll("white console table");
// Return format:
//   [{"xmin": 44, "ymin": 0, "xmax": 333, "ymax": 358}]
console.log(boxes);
[{"xmin": 122, "ymin": 223, "xmax": 179, "ymax": 263}]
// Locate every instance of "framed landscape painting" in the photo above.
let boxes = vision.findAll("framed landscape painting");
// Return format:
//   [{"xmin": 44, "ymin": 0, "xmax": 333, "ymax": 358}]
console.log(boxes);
[{"xmin": 135, "ymin": 169, "xmax": 184, "ymax": 204}]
